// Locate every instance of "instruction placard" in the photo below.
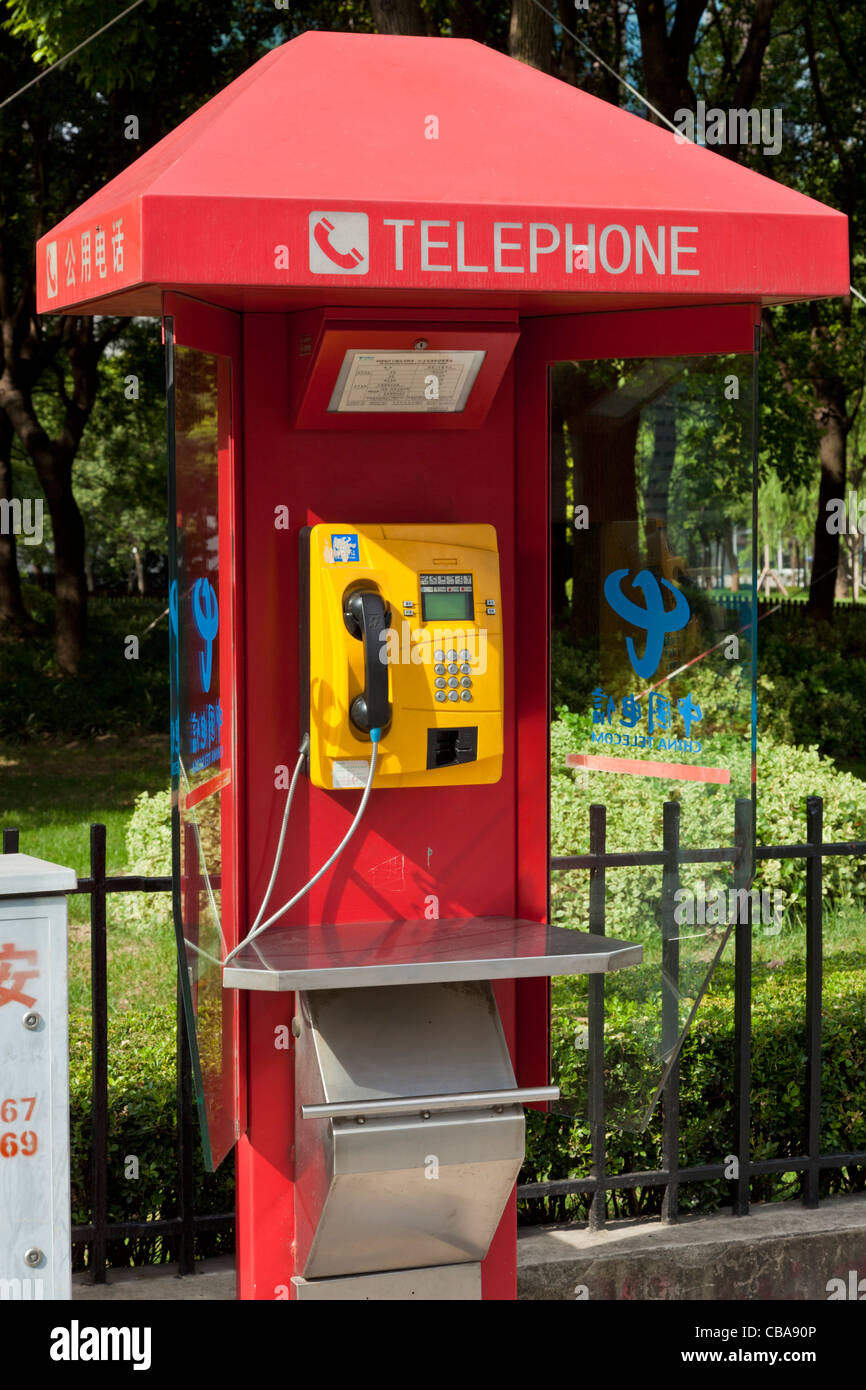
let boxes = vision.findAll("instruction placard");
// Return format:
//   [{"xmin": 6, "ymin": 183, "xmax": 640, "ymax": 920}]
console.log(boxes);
[{"xmin": 328, "ymin": 349, "xmax": 485, "ymax": 413}]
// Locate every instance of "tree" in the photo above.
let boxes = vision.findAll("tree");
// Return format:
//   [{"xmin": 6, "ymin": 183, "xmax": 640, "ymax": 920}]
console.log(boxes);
[
  {"xmin": 0, "ymin": 29, "xmax": 128, "ymax": 670},
  {"xmin": 760, "ymin": 5, "xmax": 866, "ymax": 618},
  {"xmin": 0, "ymin": 0, "xmax": 301, "ymax": 670}
]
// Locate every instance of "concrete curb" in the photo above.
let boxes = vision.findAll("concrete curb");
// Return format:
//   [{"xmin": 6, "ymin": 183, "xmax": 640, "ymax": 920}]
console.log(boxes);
[
  {"xmin": 69, "ymin": 1195, "xmax": 866, "ymax": 1299},
  {"xmin": 517, "ymin": 1192, "xmax": 866, "ymax": 1300}
]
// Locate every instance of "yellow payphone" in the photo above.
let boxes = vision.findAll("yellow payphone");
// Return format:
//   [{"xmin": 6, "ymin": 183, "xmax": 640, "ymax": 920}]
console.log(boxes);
[{"xmin": 300, "ymin": 524, "xmax": 504, "ymax": 789}]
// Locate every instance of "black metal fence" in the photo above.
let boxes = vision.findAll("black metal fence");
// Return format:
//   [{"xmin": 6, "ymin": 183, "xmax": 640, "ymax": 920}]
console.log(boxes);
[
  {"xmin": 3, "ymin": 796, "xmax": 865, "ymax": 1276},
  {"xmin": 519, "ymin": 796, "xmax": 866, "ymax": 1226}
]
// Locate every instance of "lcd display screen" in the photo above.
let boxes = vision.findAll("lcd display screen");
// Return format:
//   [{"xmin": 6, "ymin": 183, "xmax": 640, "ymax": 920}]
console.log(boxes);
[
  {"xmin": 420, "ymin": 572, "xmax": 474, "ymax": 622},
  {"xmin": 422, "ymin": 591, "xmax": 474, "ymax": 621}
]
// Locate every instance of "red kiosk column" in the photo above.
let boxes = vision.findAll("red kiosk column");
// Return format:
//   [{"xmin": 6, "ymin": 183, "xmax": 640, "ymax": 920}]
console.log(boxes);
[{"xmin": 234, "ymin": 307, "xmax": 542, "ymax": 1299}]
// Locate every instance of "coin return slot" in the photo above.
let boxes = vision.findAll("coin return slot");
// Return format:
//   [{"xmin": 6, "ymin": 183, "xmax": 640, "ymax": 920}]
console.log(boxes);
[{"xmin": 426, "ymin": 727, "xmax": 478, "ymax": 769}]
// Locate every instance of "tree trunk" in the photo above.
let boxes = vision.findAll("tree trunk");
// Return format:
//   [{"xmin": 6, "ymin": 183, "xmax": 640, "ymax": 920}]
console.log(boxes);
[
  {"xmin": 644, "ymin": 400, "xmax": 677, "ymax": 547},
  {"xmin": 808, "ymin": 389, "xmax": 848, "ymax": 621},
  {"xmin": 132, "ymin": 544, "xmax": 146, "ymax": 596},
  {"xmin": 570, "ymin": 411, "xmax": 641, "ymax": 652},
  {"xmin": 723, "ymin": 523, "xmax": 740, "ymax": 592},
  {"xmin": 0, "ymin": 410, "xmax": 29, "ymax": 631},
  {"xmin": 368, "ymin": 0, "xmax": 430, "ymax": 34},
  {"xmin": 509, "ymin": 0, "xmax": 553, "ymax": 72},
  {"xmin": 31, "ymin": 446, "xmax": 87, "ymax": 675},
  {"xmin": 0, "ymin": 308, "xmax": 122, "ymax": 674},
  {"xmin": 835, "ymin": 534, "xmax": 850, "ymax": 600}
]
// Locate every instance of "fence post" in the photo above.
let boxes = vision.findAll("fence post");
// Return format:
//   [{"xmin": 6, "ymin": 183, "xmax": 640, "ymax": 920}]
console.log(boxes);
[
  {"xmin": 732, "ymin": 798, "xmax": 753, "ymax": 1215},
  {"xmin": 587, "ymin": 803, "xmax": 607, "ymax": 1231},
  {"xmin": 661, "ymin": 800, "xmax": 681, "ymax": 1224},
  {"xmin": 804, "ymin": 797, "xmax": 823, "ymax": 1208},
  {"xmin": 89, "ymin": 824, "xmax": 109, "ymax": 1282},
  {"xmin": 0, "ymin": 851, "xmax": 76, "ymax": 1299}
]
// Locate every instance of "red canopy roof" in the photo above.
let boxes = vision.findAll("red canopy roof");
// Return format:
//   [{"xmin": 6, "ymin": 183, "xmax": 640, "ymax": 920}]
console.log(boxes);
[{"xmin": 37, "ymin": 30, "xmax": 848, "ymax": 316}]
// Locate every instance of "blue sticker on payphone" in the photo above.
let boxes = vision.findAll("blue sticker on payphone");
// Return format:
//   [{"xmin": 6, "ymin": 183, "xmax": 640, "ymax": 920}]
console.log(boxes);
[{"xmin": 330, "ymin": 533, "xmax": 359, "ymax": 562}]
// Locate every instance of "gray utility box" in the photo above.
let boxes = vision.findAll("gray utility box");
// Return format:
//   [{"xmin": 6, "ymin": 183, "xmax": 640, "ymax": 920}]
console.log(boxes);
[
  {"xmin": 294, "ymin": 981, "xmax": 527, "ymax": 1281},
  {"xmin": 0, "ymin": 854, "xmax": 76, "ymax": 1302}
]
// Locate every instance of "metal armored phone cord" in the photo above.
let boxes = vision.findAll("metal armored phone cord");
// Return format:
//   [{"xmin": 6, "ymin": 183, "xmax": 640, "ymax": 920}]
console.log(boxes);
[{"xmin": 223, "ymin": 728, "xmax": 380, "ymax": 966}]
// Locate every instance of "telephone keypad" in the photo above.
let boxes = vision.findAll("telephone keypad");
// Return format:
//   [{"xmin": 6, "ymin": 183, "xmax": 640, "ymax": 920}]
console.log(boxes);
[{"xmin": 430, "ymin": 632, "xmax": 488, "ymax": 706}]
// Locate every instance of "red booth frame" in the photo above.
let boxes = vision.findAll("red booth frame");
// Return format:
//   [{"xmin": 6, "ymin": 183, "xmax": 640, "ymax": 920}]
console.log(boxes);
[{"xmin": 167, "ymin": 292, "xmax": 759, "ymax": 1301}]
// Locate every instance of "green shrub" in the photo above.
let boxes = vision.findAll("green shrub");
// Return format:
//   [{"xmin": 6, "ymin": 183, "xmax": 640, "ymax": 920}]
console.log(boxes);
[
  {"xmin": 551, "ymin": 713, "xmax": 866, "ymax": 941},
  {"xmin": 759, "ymin": 609, "xmax": 866, "ymax": 763},
  {"xmin": 521, "ymin": 957, "xmax": 866, "ymax": 1224},
  {"xmin": 0, "ymin": 595, "xmax": 168, "ymax": 740},
  {"xmin": 69, "ymin": 1007, "xmax": 235, "ymax": 1269},
  {"xmin": 115, "ymin": 789, "xmax": 172, "ymax": 931}
]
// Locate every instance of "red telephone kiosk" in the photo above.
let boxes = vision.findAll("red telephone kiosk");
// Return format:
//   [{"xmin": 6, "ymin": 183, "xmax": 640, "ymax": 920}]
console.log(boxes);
[{"xmin": 38, "ymin": 31, "xmax": 847, "ymax": 1299}]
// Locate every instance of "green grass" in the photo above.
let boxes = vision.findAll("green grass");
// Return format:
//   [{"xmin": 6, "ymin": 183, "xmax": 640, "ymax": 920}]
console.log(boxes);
[
  {"xmin": 0, "ymin": 733, "xmax": 173, "ymax": 1015},
  {"xmin": 0, "ymin": 732, "xmax": 168, "ymax": 889},
  {"xmin": 65, "ymin": 905, "xmax": 177, "ymax": 1017}
]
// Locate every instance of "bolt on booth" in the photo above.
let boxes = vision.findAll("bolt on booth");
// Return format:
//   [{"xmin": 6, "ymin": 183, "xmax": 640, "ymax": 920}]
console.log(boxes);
[{"xmin": 39, "ymin": 31, "xmax": 848, "ymax": 1299}]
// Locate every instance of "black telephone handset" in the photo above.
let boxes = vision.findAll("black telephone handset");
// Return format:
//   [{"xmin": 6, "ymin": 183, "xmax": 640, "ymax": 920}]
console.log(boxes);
[{"xmin": 343, "ymin": 589, "xmax": 392, "ymax": 736}]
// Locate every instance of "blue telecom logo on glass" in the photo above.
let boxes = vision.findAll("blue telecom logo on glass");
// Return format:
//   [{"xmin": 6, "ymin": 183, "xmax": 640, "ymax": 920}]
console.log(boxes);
[
  {"xmin": 188, "ymin": 577, "xmax": 224, "ymax": 774},
  {"xmin": 592, "ymin": 568, "xmax": 704, "ymax": 753}
]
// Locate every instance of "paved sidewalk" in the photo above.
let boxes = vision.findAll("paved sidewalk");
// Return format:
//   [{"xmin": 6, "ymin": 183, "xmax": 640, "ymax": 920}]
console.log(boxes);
[{"xmin": 72, "ymin": 1255, "xmax": 235, "ymax": 1301}]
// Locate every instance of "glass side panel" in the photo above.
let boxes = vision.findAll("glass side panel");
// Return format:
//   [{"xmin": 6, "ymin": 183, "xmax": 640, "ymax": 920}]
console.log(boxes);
[
  {"xmin": 549, "ymin": 352, "xmax": 758, "ymax": 1129},
  {"xmin": 168, "ymin": 338, "xmax": 238, "ymax": 1170}
]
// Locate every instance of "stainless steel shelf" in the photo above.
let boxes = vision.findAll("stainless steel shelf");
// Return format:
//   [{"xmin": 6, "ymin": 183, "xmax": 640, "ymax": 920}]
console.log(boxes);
[{"xmin": 222, "ymin": 916, "xmax": 642, "ymax": 992}]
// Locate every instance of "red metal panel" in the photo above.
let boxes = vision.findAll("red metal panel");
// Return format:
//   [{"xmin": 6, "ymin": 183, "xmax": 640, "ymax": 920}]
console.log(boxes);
[
  {"xmin": 237, "ymin": 311, "xmax": 529, "ymax": 1298},
  {"xmin": 531, "ymin": 301, "xmax": 759, "ymax": 361},
  {"xmin": 513, "ymin": 325, "xmax": 553, "ymax": 1104},
  {"xmin": 288, "ymin": 310, "xmax": 518, "ymax": 430},
  {"xmin": 36, "ymin": 33, "xmax": 848, "ymax": 314}
]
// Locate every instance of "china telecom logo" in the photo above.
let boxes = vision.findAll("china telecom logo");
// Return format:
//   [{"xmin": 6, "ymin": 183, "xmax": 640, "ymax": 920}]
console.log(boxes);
[
  {"xmin": 603, "ymin": 568, "xmax": 690, "ymax": 680},
  {"xmin": 192, "ymin": 578, "xmax": 219, "ymax": 692}
]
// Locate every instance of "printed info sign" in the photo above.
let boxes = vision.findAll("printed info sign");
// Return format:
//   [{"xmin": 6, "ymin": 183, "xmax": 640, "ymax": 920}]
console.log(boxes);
[{"xmin": 0, "ymin": 896, "xmax": 70, "ymax": 1300}]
